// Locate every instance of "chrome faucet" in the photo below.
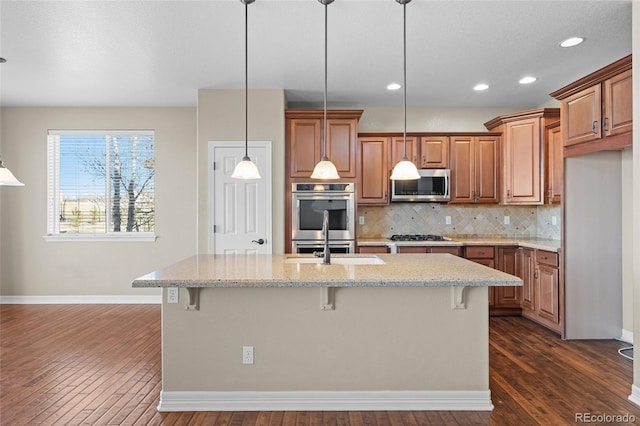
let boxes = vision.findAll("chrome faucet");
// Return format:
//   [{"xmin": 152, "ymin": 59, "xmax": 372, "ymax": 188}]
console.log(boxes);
[{"xmin": 314, "ymin": 209, "xmax": 331, "ymax": 264}]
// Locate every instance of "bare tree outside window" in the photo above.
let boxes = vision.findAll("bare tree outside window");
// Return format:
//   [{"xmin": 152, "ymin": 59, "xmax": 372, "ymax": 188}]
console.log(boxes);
[{"xmin": 47, "ymin": 131, "xmax": 155, "ymax": 237}]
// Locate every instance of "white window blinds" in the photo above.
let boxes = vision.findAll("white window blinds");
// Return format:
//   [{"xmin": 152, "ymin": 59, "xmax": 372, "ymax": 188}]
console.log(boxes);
[{"xmin": 47, "ymin": 130, "xmax": 155, "ymax": 238}]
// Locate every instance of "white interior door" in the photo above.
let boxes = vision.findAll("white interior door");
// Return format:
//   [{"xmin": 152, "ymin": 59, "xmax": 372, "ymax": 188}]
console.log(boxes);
[{"xmin": 209, "ymin": 141, "xmax": 272, "ymax": 254}]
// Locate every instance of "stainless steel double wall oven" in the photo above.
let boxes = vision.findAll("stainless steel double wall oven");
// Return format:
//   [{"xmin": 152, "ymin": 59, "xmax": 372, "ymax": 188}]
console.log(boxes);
[{"xmin": 291, "ymin": 182, "xmax": 355, "ymax": 253}]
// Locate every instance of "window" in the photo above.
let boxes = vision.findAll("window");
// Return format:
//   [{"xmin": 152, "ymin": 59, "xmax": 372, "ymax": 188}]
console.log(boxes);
[{"xmin": 46, "ymin": 130, "xmax": 155, "ymax": 241}]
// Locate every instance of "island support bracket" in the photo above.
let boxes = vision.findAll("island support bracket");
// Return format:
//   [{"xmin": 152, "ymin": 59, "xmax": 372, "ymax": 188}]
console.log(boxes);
[
  {"xmin": 320, "ymin": 287, "xmax": 335, "ymax": 311},
  {"xmin": 186, "ymin": 288, "xmax": 200, "ymax": 311},
  {"xmin": 451, "ymin": 286, "xmax": 468, "ymax": 310}
]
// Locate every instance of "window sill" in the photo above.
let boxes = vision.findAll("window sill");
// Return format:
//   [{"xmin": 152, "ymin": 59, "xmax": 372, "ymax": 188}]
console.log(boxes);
[{"xmin": 43, "ymin": 233, "xmax": 157, "ymax": 243}]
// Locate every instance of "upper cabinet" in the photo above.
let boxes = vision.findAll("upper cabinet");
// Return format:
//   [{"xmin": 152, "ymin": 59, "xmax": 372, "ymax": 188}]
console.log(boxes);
[
  {"xmin": 485, "ymin": 109, "xmax": 560, "ymax": 205},
  {"xmin": 450, "ymin": 135, "xmax": 499, "ymax": 204},
  {"xmin": 420, "ymin": 136, "xmax": 449, "ymax": 169},
  {"xmin": 550, "ymin": 55, "xmax": 632, "ymax": 158},
  {"xmin": 357, "ymin": 136, "xmax": 389, "ymax": 205},
  {"xmin": 286, "ymin": 109, "xmax": 363, "ymax": 179},
  {"xmin": 390, "ymin": 136, "xmax": 418, "ymax": 171}
]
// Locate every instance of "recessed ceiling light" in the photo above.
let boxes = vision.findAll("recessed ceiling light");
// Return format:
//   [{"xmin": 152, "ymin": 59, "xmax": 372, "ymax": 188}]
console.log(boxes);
[
  {"xmin": 473, "ymin": 83, "xmax": 489, "ymax": 91},
  {"xmin": 387, "ymin": 83, "xmax": 401, "ymax": 91},
  {"xmin": 519, "ymin": 76, "xmax": 537, "ymax": 85},
  {"xmin": 560, "ymin": 37, "xmax": 584, "ymax": 48}
]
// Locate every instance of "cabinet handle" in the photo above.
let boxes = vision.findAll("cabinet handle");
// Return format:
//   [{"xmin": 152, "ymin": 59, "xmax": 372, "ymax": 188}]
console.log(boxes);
[{"xmin": 592, "ymin": 120, "xmax": 598, "ymax": 134}]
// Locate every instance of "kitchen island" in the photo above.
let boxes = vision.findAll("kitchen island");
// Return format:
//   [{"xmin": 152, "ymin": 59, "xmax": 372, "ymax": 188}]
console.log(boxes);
[{"xmin": 133, "ymin": 253, "xmax": 521, "ymax": 412}]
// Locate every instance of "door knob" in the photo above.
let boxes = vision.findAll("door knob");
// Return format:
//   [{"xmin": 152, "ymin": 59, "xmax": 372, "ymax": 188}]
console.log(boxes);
[{"xmin": 252, "ymin": 239, "xmax": 265, "ymax": 245}]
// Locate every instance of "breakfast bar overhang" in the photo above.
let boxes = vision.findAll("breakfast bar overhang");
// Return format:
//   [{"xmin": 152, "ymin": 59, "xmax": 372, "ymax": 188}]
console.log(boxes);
[{"xmin": 132, "ymin": 253, "xmax": 522, "ymax": 412}]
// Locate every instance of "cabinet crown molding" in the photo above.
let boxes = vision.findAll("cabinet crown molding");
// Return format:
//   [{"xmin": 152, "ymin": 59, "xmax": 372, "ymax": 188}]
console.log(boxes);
[
  {"xmin": 484, "ymin": 108, "xmax": 560, "ymax": 131},
  {"xmin": 549, "ymin": 54, "xmax": 632, "ymax": 100}
]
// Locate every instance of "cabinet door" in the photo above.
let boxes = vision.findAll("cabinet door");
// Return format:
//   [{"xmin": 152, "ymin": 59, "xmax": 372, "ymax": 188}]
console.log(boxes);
[
  {"xmin": 450, "ymin": 136, "xmax": 475, "ymax": 203},
  {"xmin": 562, "ymin": 84, "xmax": 601, "ymax": 147},
  {"xmin": 475, "ymin": 136, "xmax": 499, "ymax": 204},
  {"xmin": 520, "ymin": 248, "xmax": 535, "ymax": 311},
  {"xmin": 390, "ymin": 136, "xmax": 418, "ymax": 170},
  {"xmin": 537, "ymin": 264, "xmax": 560, "ymax": 325},
  {"xmin": 603, "ymin": 69, "xmax": 632, "ymax": 138},
  {"xmin": 504, "ymin": 119, "xmax": 542, "ymax": 204},
  {"xmin": 289, "ymin": 118, "xmax": 321, "ymax": 177},
  {"xmin": 496, "ymin": 247, "xmax": 521, "ymax": 307},
  {"xmin": 397, "ymin": 246, "xmax": 428, "ymax": 253},
  {"xmin": 420, "ymin": 136, "xmax": 449, "ymax": 168},
  {"xmin": 357, "ymin": 137, "xmax": 389, "ymax": 205},
  {"xmin": 327, "ymin": 119, "xmax": 357, "ymax": 178},
  {"xmin": 546, "ymin": 123, "xmax": 562, "ymax": 204}
]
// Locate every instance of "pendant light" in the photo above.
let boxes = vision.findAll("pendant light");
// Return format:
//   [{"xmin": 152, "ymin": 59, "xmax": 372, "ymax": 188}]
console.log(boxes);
[
  {"xmin": 0, "ymin": 158, "xmax": 24, "ymax": 186},
  {"xmin": 390, "ymin": 0, "xmax": 420, "ymax": 181},
  {"xmin": 232, "ymin": 0, "xmax": 261, "ymax": 179},
  {"xmin": 310, "ymin": 0, "xmax": 340, "ymax": 180}
]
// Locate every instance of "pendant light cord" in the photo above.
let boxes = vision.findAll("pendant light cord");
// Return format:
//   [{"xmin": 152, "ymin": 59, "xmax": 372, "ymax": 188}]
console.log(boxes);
[
  {"xmin": 244, "ymin": 0, "xmax": 249, "ymax": 159},
  {"xmin": 402, "ymin": 1, "xmax": 408, "ymax": 161},
  {"xmin": 322, "ymin": 1, "xmax": 328, "ymax": 161}
]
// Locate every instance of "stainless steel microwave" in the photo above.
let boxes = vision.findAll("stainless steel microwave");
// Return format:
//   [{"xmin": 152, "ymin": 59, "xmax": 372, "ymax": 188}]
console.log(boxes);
[{"xmin": 391, "ymin": 169, "xmax": 450, "ymax": 202}]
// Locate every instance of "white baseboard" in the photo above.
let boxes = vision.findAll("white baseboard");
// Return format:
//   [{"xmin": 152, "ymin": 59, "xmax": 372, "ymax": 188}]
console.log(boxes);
[
  {"xmin": 629, "ymin": 385, "xmax": 640, "ymax": 407},
  {"xmin": 621, "ymin": 329, "xmax": 634, "ymax": 344},
  {"xmin": 0, "ymin": 295, "xmax": 161, "ymax": 304},
  {"xmin": 157, "ymin": 390, "xmax": 494, "ymax": 412}
]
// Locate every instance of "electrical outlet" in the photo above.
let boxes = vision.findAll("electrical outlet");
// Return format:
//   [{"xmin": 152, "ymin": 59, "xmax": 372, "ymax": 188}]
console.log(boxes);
[
  {"xmin": 504, "ymin": 215, "xmax": 510, "ymax": 225},
  {"xmin": 242, "ymin": 346, "xmax": 254, "ymax": 364},
  {"xmin": 552, "ymin": 216, "xmax": 557, "ymax": 226},
  {"xmin": 359, "ymin": 215, "xmax": 365, "ymax": 225},
  {"xmin": 167, "ymin": 288, "xmax": 179, "ymax": 304},
  {"xmin": 445, "ymin": 216, "xmax": 451, "ymax": 225}
]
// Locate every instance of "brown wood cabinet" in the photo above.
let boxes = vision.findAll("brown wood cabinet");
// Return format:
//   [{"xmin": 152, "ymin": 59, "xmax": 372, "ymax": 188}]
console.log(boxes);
[
  {"xmin": 286, "ymin": 110, "xmax": 363, "ymax": 179},
  {"xmin": 397, "ymin": 246, "xmax": 461, "ymax": 256},
  {"xmin": 545, "ymin": 122, "xmax": 562, "ymax": 204},
  {"xmin": 390, "ymin": 136, "xmax": 418, "ymax": 171},
  {"xmin": 357, "ymin": 136, "xmax": 389, "ymax": 205},
  {"xmin": 485, "ymin": 109, "xmax": 559, "ymax": 205},
  {"xmin": 358, "ymin": 245, "xmax": 389, "ymax": 254},
  {"xmin": 420, "ymin": 136, "xmax": 449, "ymax": 168},
  {"xmin": 519, "ymin": 248, "xmax": 562, "ymax": 335},
  {"xmin": 492, "ymin": 247, "xmax": 522, "ymax": 315},
  {"xmin": 450, "ymin": 136, "xmax": 499, "ymax": 204},
  {"xmin": 550, "ymin": 55, "xmax": 632, "ymax": 157}
]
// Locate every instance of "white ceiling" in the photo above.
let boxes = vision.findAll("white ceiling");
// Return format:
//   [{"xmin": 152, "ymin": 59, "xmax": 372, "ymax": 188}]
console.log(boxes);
[{"xmin": 0, "ymin": 0, "xmax": 632, "ymax": 108}]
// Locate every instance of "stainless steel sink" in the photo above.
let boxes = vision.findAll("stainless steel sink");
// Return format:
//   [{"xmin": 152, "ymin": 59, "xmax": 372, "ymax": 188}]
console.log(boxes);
[{"xmin": 285, "ymin": 255, "xmax": 385, "ymax": 265}]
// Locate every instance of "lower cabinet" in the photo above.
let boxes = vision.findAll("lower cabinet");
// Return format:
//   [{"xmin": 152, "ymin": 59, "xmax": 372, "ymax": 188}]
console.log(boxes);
[
  {"xmin": 397, "ymin": 246, "xmax": 461, "ymax": 256},
  {"xmin": 520, "ymin": 248, "xmax": 562, "ymax": 334},
  {"xmin": 358, "ymin": 245, "xmax": 389, "ymax": 254}
]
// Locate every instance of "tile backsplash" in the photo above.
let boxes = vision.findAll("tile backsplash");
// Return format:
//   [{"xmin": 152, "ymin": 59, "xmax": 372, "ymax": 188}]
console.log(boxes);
[{"xmin": 358, "ymin": 204, "xmax": 561, "ymax": 240}]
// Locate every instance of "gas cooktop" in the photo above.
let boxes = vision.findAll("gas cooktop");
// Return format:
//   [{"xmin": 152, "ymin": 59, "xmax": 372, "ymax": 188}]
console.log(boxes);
[{"xmin": 389, "ymin": 234, "xmax": 447, "ymax": 242}]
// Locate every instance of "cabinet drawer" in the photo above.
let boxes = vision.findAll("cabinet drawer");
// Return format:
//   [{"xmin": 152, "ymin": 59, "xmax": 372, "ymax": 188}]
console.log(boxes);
[
  {"xmin": 465, "ymin": 246, "xmax": 495, "ymax": 258},
  {"xmin": 536, "ymin": 250, "xmax": 558, "ymax": 267}
]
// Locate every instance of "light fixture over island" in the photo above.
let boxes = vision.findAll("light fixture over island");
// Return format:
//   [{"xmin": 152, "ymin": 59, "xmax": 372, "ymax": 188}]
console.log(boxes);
[{"xmin": 133, "ymin": 253, "xmax": 521, "ymax": 412}]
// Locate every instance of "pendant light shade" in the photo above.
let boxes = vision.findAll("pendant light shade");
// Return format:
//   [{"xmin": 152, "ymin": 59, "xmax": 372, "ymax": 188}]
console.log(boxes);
[
  {"xmin": 390, "ymin": 0, "xmax": 420, "ymax": 181},
  {"xmin": 0, "ymin": 159, "xmax": 24, "ymax": 186},
  {"xmin": 311, "ymin": 0, "xmax": 340, "ymax": 180},
  {"xmin": 232, "ymin": 0, "xmax": 261, "ymax": 180}
]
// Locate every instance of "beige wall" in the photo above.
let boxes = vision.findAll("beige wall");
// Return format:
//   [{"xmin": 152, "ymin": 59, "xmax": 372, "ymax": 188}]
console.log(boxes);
[
  {"xmin": 622, "ymin": 148, "xmax": 634, "ymax": 335},
  {"xmin": 197, "ymin": 89, "xmax": 286, "ymax": 254},
  {"xmin": 632, "ymin": 0, "xmax": 640, "ymax": 392},
  {"xmin": 358, "ymin": 106, "xmax": 530, "ymax": 132},
  {"xmin": 0, "ymin": 107, "xmax": 197, "ymax": 296},
  {"xmin": 163, "ymin": 285, "xmax": 489, "ymax": 391}
]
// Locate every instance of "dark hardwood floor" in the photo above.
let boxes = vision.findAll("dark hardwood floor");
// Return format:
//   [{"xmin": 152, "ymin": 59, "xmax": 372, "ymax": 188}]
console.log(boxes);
[{"xmin": 1, "ymin": 304, "xmax": 638, "ymax": 425}]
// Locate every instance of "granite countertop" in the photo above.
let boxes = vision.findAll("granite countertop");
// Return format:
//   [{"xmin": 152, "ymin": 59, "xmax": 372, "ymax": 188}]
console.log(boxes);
[
  {"xmin": 357, "ymin": 237, "xmax": 561, "ymax": 252},
  {"xmin": 132, "ymin": 254, "xmax": 522, "ymax": 289}
]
